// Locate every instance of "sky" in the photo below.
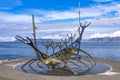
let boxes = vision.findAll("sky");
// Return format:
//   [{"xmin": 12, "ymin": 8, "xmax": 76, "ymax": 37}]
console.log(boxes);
[{"xmin": 0, "ymin": 0, "xmax": 120, "ymax": 41}]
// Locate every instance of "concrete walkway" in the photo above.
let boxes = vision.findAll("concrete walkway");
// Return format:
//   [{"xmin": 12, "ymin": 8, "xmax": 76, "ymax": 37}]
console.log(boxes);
[{"xmin": 0, "ymin": 59, "xmax": 120, "ymax": 80}]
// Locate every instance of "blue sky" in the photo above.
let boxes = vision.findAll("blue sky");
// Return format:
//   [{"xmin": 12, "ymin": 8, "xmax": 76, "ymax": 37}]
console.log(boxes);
[{"xmin": 0, "ymin": 0, "xmax": 120, "ymax": 41}]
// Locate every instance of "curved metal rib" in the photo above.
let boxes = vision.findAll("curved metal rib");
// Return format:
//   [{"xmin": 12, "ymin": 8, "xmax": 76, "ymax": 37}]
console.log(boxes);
[
  {"xmin": 28, "ymin": 59, "xmax": 41, "ymax": 73},
  {"xmin": 68, "ymin": 60, "xmax": 84, "ymax": 72},
  {"xmin": 36, "ymin": 61, "xmax": 48, "ymax": 71},
  {"xmin": 80, "ymin": 49, "xmax": 96, "ymax": 66},
  {"xmin": 73, "ymin": 57, "xmax": 91, "ymax": 69},
  {"xmin": 21, "ymin": 59, "xmax": 35, "ymax": 73},
  {"xmin": 64, "ymin": 64, "xmax": 78, "ymax": 75}
]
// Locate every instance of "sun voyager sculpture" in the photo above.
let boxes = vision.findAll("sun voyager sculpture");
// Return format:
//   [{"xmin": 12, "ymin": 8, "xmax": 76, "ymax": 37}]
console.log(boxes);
[{"xmin": 15, "ymin": 4, "xmax": 96, "ymax": 75}]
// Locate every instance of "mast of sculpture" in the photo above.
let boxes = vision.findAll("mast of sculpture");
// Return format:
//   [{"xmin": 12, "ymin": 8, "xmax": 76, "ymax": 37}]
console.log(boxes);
[
  {"xmin": 77, "ymin": 2, "xmax": 91, "ymax": 55},
  {"xmin": 78, "ymin": 2, "xmax": 81, "ymax": 29},
  {"xmin": 77, "ymin": 2, "xmax": 81, "ymax": 55},
  {"xmin": 32, "ymin": 15, "xmax": 37, "ymax": 47}
]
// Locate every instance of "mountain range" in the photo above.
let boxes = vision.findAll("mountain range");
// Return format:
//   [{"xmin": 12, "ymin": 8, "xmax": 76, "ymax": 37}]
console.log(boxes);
[{"xmin": 87, "ymin": 37, "xmax": 120, "ymax": 42}]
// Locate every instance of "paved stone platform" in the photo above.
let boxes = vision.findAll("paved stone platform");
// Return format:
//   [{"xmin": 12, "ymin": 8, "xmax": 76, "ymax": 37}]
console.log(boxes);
[
  {"xmin": 16, "ymin": 61, "xmax": 111, "ymax": 76},
  {"xmin": 0, "ymin": 59, "xmax": 120, "ymax": 80}
]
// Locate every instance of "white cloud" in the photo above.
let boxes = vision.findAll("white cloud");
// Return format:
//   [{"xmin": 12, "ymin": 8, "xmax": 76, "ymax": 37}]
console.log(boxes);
[
  {"xmin": 0, "ymin": 37, "xmax": 16, "ymax": 42},
  {"xmin": 40, "ymin": 28, "xmax": 77, "ymax": 33},
  {"xmin": 93, "ymin": 0, "xmax": 112, "ymax": 2},
  {"xmin": 90, "ymin": 30, "xmax": 120, "ymax": 38},
  {"xmin": 0, "ymin": 1, "xmax": 120, "ymax": 40},
  {"xmin": 41, "ymin": 35, "xmax": 63, "ymax": 39},
  {"xmin": 26, "ymin": 7, "xmax": 103, "ymax": 21},
  {"xmin": 37, "ymin": 2, "xmax": 120, "ymax": 21},
  {"xmin": 0, "ymin": 2, "xmax": 120, "ymax": 23},
  {"xmin": 0, "ymin": 12, "xmax": 41, "ymax": 23},
  {"xmin": 91, "ymin": 17, "xmax": 120, "ymax": 27},
  {"xmin": 23, "ymin": 9, "xmax": 79, "ymax": 21},
  {"xmin": 43, "ymin": 11, "xmax": 78, "ymax": 20}
]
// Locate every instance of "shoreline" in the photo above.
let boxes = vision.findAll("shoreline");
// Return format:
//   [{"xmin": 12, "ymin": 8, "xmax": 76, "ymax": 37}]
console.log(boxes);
[{"xmin": 0, "ymin": 58, "xmax": 120, "ymax": 80}]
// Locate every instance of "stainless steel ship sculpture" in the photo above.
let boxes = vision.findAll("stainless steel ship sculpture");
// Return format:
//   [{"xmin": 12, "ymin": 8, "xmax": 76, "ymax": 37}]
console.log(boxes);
[{"xmin": 15, "ymin": 4, "xmax": 96, "ymax": 75}]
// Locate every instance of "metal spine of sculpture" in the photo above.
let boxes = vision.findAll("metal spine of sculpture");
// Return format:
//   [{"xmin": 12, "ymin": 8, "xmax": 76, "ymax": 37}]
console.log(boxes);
[
  {"xmin": 32, "ymin": 15, "xmax": 37, "ymax": 47},
  {"xmin": 15, "ymin": 3, "xmax": 96, "ymax": 75}
]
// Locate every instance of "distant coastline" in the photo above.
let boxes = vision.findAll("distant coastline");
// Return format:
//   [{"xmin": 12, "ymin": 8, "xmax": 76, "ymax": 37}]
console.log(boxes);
[{"xmin": 84, "ymin": 37, "xmax": 120, "ymax": 42}]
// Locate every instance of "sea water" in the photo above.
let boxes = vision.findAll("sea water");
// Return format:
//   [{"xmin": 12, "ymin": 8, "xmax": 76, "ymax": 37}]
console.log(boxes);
[{"xmin": 0, "ymin": 41, "xmax": 120, "ymax": 60}]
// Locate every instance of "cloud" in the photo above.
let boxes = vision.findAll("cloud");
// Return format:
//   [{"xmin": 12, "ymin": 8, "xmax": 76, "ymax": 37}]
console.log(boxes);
[
  {"xmin": 0, "ymin": 2, "xmax": 120, "ymax": 23},
  {"xmin": 91, "ymin": 17, "xmax": 120, "ymax": 27},
  {"xmin": 41, "ymin": 35, "xmax": 63, "ymax": 39},
  {"xmin": 25, "ymin": 7, "xmax": 103, "ymax": 21},
  {"xmin": 0, "ymin": 37, "xmax": 16, "ymax": 42},
  {"xmin": 36, "ymin": 26, "xmax": 78, "ymax": 39},
  {"xmin": 1, "ymin": 16, "xmax": 120, "ymax": 39},
  {"xmin": 93, "ymin": 0, "xmax": 113, "ymax": 2},
  {"xmin": 43, "ymin": 11, "xmax": 78, "ymax": 20},
  {"xmin": 90, "ymin": 30, "xmax": 120, "ymax": 38},
  {"xmin": 39, "ymin": 28, "xmax": 77, "ymax": 33},
  {"xmin": 23, "ymin": 9, "xmax": 79, "ymax": 22},
  {"xmin": 0, "ymin": 12, "xmax": 41, "ymax": 23},
  {"xmin": 0, "ymin": 1, "xmax": 120, "ymax": 40},
  {"xmin": 32, "ymin": 2, "xmax": 120, "ymax": 21},
  {"xmin": 0, "ymin": 10, "xmax": 77, "ymax": 23}
]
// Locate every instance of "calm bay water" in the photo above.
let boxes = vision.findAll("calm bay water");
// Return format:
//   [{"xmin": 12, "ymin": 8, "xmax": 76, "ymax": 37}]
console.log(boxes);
[{"xmin": 0, "ymin": 41, "xmax": 120, "ymax": 60}]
